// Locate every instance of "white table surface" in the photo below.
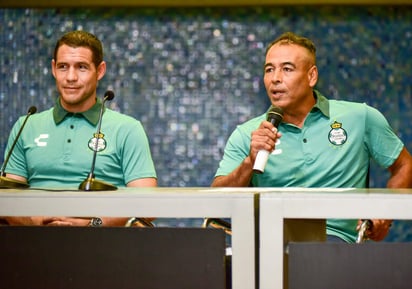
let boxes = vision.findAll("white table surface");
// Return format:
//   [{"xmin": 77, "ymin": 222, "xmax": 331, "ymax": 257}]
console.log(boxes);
[
  {"xmin": 0, "ymin": 187, "xmax": 257, "ymax": 289},
  {"xmin": 259, "ymin": 188, "xmax": 412, "ymax": 289}
]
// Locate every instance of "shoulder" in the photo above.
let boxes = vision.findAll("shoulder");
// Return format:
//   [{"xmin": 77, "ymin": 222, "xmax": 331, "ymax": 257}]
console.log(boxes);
[
  {"xmin": 102, "ymin": 109, "xmax": 149, "ymax": 138},
  {"xmin": 16, "ymin": 107, "xmax": 53, "ymax": 126},
  {"xmin": 104, "ymin": 109, "xmax": 143, "ymax": 125},
  {"xmin": 328, "ymin": 99, "xmax": 374, "ymax": 117},
  {"xmin": 330, "ymin": 99, "xmax": 385, "ymax": 117},
  {"xmin": 28, "ymin": 107, "xmax": 53, "ymax": 118},
  {"xmin": 316, "ymin": 90, "xmax": 369, "ymax": 114},
  {"xmin": 329, "ymin": 99, "xmax": 367, "ymax": 109}
]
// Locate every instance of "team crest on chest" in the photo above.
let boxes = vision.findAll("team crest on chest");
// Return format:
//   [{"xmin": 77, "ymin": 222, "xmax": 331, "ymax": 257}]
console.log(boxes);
[
  {"xmin": 88, "ymin": 132, "xmax": 107, "ymax": 152},
  {"xmin": 328, "ymin": 121, "xmax": 347, "ymax": 146}
]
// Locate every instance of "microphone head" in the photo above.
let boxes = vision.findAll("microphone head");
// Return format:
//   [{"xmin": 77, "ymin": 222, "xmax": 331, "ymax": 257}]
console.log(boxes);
[
  {"xmin": 28, "ymin": 106, "xmax": 37, "ymax": 115},
  {"xmin": 267, "ymin": 105, "xmax": 283, "ymax": 127},
  {"xmin": 104, "ymin": 90, "xmax": 115, "ymax": 101}
]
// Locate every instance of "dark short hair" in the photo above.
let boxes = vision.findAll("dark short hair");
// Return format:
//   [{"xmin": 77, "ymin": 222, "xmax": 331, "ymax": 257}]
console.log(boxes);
[
  {"xmin": 265, "ymin": 32, "xmax": 316, "ymax": 62},
  {"xmin": 53, "ymin": 30, "xmax": 103, "ymax": 68}
]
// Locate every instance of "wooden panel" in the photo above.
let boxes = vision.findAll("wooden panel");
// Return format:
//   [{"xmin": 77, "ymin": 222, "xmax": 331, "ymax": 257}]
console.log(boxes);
[
  {"xmin": 288, "ymin": 242, "xmax": 412, "ymax": 289},
  {"xmin": 0, "ymin": 226, "xmax": 226, "ymax": 289}
]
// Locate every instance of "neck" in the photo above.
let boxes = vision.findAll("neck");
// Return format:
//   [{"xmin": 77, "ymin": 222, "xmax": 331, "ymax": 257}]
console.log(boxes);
[
  {"xmin": 60, "ymin": 96, "xmax": 97, "ymax": 113},
  {"xmin": 282, "ymin": 95, "xmax": 316, "ymax": 128}
]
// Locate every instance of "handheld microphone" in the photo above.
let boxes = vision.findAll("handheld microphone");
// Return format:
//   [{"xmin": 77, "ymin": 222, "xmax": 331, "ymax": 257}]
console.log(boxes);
[
  {"xmin": 0, "ymin": 106, "xmax": 37, "ymax": 189},
  {"xmin": 79, "ymin": 90, "xmax": 117, "ymax": 191},
  {"xmin": 252, "ymin": 106, "xmax": 283, "ymax": 174}
]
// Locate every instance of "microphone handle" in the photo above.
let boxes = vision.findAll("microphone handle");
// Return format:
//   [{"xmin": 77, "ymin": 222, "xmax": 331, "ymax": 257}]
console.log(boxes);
[
  {"xmin": 253, "ymin": 150, "xmax": 270, "ymax": 174},
  {"xmin": 79, "ymin": 92, "xmax": 117, "ymax": 191},
  {"xmin": 1, "ymin": 109, "xmax": 36, "ymax": 176},
  {"xmin": 252, "ymin": 117, "xmax": 282, "ymax": 174},
  {"xmin": 87, "ymin": 96, "xmax": 109, "ymax": 179}
]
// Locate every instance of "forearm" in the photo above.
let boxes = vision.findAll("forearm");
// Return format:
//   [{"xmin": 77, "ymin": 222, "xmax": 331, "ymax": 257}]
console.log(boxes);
[
  {"xmin": 100, "ymin": 217, "xmax": 130, "ymax": 227},
  {"xmin": 366, "ymin": 148, "xmax": 412, "ymax": 241},
  {"xmin": 41, "ymin": 216, "xmax": 130, "ymax": 227},
  {"xmin": 211, "ymin": 156, "xmax": 254, "ymax": 187},
  {"xmin": 387, "ymin": 147, "xmax": 412, "ymax": 188},
  {"xmin": 387, "ymin": 166, "xmax": 412, "ymax": 188},
  {"xmin": 387, "ymin": 174, "xmax": 412, "ymax": 188},
  {"xmin": 2, "ymin": 216, "xmax": 43, "ymax": 225}
]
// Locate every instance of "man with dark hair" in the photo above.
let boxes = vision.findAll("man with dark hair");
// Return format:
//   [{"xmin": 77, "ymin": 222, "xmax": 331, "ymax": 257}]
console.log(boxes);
[
  {"xmin": 212, "ymin": 32, "xmax": 412, "ymax": 242},
  {"xmin": 2, "ymin": 30, "xmax": 157, "ymax": 226}
]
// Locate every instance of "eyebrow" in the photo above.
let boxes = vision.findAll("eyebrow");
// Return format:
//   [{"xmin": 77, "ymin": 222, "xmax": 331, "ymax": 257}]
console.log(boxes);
[
  {"xmin": 56, "ymin": 61, "xmax": 90, "ymax": 66},
  {"xmin": 264, "ymin": 61, "xmax": 296, "ymax": 68}
]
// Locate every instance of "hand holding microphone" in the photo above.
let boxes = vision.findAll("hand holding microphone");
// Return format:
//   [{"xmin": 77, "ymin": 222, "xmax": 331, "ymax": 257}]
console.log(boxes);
[{"xmin": 252, "ymin": 106, "xmax": 283, "ymax": 174}]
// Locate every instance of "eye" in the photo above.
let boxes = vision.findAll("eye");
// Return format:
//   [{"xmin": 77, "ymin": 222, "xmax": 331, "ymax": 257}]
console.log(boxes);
[
  {"xmin": 57, "ymin": 64, "xmax": 68, "ymax": 70},
  {"xmin": 265, "ymin": 67, "xmax": 275, "ymax": 73},
  {"xmin": 79, "ymin": 64, "xmax": 89, "ymax": 71}
]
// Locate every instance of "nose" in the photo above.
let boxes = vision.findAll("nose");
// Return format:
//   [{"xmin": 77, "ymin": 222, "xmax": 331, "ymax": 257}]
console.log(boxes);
[
  {"xmin": 271, "ymin": 69, "xmax": 282, "ymax": 83},
  {"xmin": 66, "ymin": 67, "xmax": 78, "ymax": 82}
]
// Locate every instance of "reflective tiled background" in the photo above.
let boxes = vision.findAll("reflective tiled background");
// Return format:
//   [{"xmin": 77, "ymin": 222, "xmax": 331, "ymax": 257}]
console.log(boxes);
[{"xmin": 1, "ymin": 7, "xmax": 412, "ymax": 240}]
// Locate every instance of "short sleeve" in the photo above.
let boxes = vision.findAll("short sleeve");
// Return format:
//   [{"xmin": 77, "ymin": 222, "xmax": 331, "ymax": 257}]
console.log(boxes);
[{"xmin": 365, "ymin": 105, "xmax": 404, "ymax": 168}]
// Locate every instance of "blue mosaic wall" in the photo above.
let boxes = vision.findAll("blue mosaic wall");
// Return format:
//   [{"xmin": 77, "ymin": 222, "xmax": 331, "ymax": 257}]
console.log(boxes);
[{"xmin": 1, "ymin": 7, "xmax": 412, "ymax": 240}]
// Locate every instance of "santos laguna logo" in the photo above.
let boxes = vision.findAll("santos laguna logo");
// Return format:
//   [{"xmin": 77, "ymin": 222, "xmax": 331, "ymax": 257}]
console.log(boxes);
[
  {"xmin": 328, "ymin": 121, "xmax": 347, "ymax": 146},
  {"xmin": 88, "ymin": 133, "xmax": 107, "ymax": 152}
]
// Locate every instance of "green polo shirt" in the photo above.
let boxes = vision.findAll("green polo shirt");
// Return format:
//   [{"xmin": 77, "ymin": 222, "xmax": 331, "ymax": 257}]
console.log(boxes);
[
  {"xmin": 4, "ymin": 97, "xmax": 157, "ymax": 189},
  {"xmin": 215, "ymin": 90, "xmax": 404, "ymax": 242}
]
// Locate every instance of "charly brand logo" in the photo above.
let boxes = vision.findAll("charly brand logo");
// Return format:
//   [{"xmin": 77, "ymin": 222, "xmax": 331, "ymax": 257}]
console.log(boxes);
[
  {"xmin": 270, "ymin": 138, "xmax": 282, "ymax": 155},
  {"xmin": 328, "ymin": 121, "xmax": 347, "ymax": 146},
  {"xmin": 88, "ymin": 133, "xmax": 107, "ymax": 152},
  {"xmin": 34, "ymin": 134, "xmax": 49, "ymax": 147}
]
